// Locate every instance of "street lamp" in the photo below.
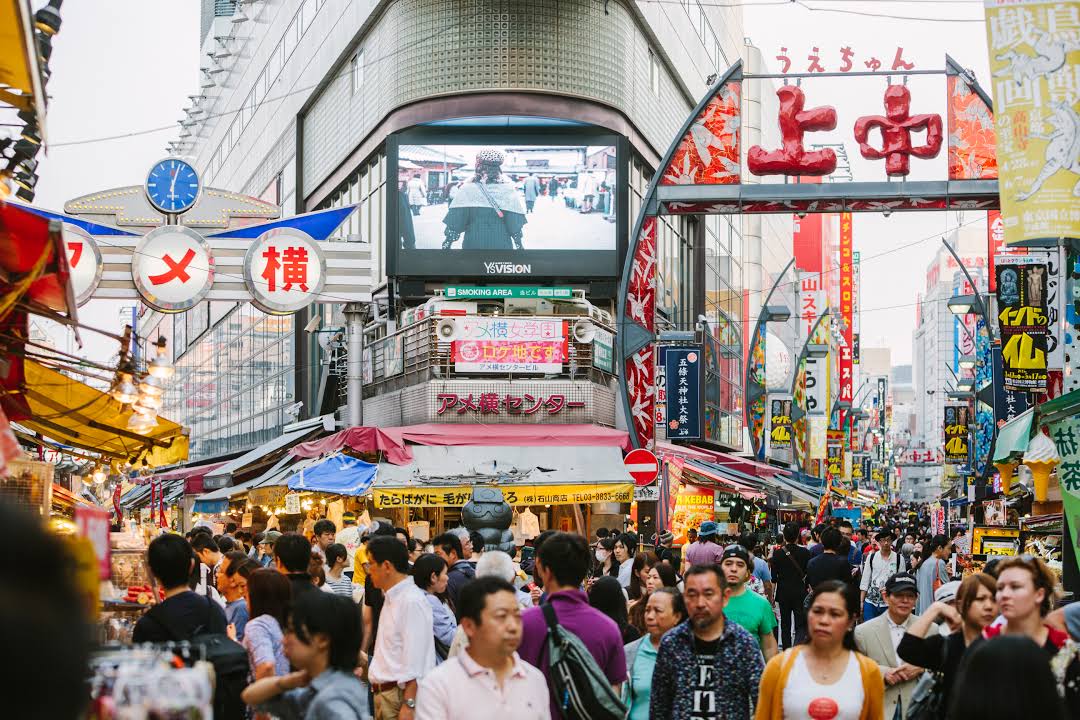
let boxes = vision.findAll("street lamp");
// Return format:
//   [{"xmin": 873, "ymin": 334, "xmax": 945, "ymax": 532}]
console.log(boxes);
[
  {"xmin": 805, "ymin": 343, "xmax": 829, "ymax": 359},
  {"xmin": 947, "ymin": 390, "xmax": 974, "ymax": 401},
  {"xmin": 947, "ymin": 294, "xmax": 976, "ymax": 315},
  {"xmin": 958, "ymin": 355, "xmax": 977, "ymax": 371},
  {"xmin": 956, "ymin": 378, "xmax": 974, "ymax": 393},
  {"xmin": 762, "ymin": 304, "xmax": 792, "ymax": 323}
]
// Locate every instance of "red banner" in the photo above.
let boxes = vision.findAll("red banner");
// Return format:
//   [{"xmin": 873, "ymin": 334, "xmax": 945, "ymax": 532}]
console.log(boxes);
[
  {"xmin": 453, "ymin": 340, "xmax": 566, "ymax": 373},
  {"xmin": 839, "ymin": 213, "xmax": 854, "ymax": 413},
  {"xmin": 74, "ymin": 506, "xmax": 112, "ymax": 580}
]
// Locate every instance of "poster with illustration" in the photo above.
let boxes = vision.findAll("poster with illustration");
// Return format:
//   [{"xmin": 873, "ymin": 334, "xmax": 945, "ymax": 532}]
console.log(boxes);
[{"xmin": 671, "ymin": 485, "xmax": 714, "ymax": 545}]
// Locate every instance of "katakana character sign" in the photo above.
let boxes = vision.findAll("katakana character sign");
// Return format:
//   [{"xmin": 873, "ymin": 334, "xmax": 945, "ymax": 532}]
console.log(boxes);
[
  {"xmin": 748, "ymin": 86, "xmax": 838, "ymax": 176},
  {"xmin": 434, "ymin": 392, "xmax": 586, "ymax": 416},
  {"xmin": 61, "ymin": 224, "xmax": 102, "ymax": 307},
  {"xmin": 131, "ymin": 226, "xmax": 215, "ymax": 312},
  {"xmin": 854, "ymin": 85, "xmax": 943, "ymax": 176},
  {"xmin": 243, "ymin": 228, "xmax": 326, "ymax": 314}
]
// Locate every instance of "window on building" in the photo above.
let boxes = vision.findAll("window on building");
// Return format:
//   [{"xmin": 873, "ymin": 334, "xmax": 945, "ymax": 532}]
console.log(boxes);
[
  {"xmin": 648, "ymin": 50, "xmax": 659, "ymax": 96},
  {"xmin": 351, "ymin": 50, "xmax": 364, "ymax": 94}
]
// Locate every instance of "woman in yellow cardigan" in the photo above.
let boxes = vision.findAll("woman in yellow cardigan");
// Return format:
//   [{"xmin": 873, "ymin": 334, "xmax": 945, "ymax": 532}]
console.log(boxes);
[{"xmin": 756, "ymin": 580, "xmax": 885, "ymax": 720}]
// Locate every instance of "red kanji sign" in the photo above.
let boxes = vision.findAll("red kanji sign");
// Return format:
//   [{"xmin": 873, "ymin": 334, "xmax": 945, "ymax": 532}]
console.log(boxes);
[{"xmin": 243, "ymin": 228, "xmax": 326, "ymax": 314}]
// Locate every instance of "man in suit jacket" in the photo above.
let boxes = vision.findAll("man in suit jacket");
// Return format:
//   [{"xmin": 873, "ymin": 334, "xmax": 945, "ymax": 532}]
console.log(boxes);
[{"xmin": 854, "ymin": 572, "xmax": 926, "ymax": 719}]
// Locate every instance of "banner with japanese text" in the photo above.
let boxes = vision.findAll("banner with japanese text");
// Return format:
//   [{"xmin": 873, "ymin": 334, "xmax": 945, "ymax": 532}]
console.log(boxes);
[
  {"xmin": 995, "ymin": 256, "xmax": 1050, "ymax": 391},
  {"xmin": 665, "ymin": 347, "xmax": 702, "ymax": 439},
  {"xmin": 1049, "ymin": 416, "xmax": 1080, "ymax": 572},
  {"xmin": 452, "ymin": 318, "xmax": 566, "ymax": 373},
  {"xmin": 944, "ymin": 403, "xmax": 971, "ymax": 464},
  {"xmin": 839, "ymin": 213, "xmax": 854, "ymax": 412},
  {"xmin": 826, "ymin": 430, "xmax": 844, "ymax": 479},
  {"xmin": 769, "ymin": 397, "xmax": 793, "ymax": 452},
  {"xmin": 985, "ymin": 0, "xmax": 1080, "ymax": 245},
  {"xmin": 373, "ymin": 482, "xmax": 633, "ymax": 509}
]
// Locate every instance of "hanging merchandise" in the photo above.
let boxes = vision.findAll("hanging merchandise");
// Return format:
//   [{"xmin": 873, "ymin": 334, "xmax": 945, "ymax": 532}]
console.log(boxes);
[
  {"xmin": 517, "ymin": 507, "xmax": 540, "ymax": 539},
  {"xmin": 87, "ymin": 647, "xmax": 214, "ymax": 720}
]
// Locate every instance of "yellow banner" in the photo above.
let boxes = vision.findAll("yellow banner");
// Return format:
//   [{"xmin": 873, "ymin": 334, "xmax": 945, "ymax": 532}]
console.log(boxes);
[
  {"xmin": 985, "ymin": 1, "xmax": 1080, "ymax": 245},
  {"xmin": 372, "ymin": 483, "xmax": 634, "ymax": 509}
]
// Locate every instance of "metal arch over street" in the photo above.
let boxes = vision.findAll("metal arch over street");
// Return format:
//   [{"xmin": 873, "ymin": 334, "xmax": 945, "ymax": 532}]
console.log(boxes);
[{"xmin": 616, "ymin": 56, "xmax": 999, "ymax": 450}]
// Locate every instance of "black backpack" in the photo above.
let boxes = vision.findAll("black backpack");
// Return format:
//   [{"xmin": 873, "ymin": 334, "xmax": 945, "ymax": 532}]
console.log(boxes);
[
  {"xmin": 146, "ymin": 596, "xmax": 249, "ymax": 720},
  {"xmin": 541, "ymin": 603, "xmax": 627, "ymax": 720}
]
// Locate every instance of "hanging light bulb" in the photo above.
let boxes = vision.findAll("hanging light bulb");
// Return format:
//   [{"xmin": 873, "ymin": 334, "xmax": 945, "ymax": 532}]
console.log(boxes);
[
  {"xmin": 138, "ymin": 374, "xmax": 165, "ymax": 397},
  {"xmin": 127, "ymin": 413, "xmax": 157, "ymax": 434},
  {"xmin": 91, "ymin": 465, "xmax": 107, "ymax": 484},
  {"xmin": 111, "ymin": 371, "xmax": 139, "ymax": 404},
  {"xmin": 148, "ymin": 336, "xmax": 175, "ymax": 379},
  {"xmin": 132, "ymin": 398, "xmax": 159, "ymax": 419},
  {"xmin": 135, "ymin": 393, "xmax": 163, "ymax": 410}
]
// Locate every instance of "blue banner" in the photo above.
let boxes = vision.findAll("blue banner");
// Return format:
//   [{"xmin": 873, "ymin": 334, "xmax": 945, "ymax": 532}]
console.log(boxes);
[
  {"xmin": 286, "ymin": 454, "xmax": 378, "ymax": 496},
  {"xmin": 665, "ymin": 346, "xmax": 702, "ymax": 440}
]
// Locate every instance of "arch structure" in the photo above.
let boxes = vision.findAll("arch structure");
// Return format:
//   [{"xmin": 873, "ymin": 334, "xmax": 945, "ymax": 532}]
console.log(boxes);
[{"xmin": 616, "ymin": 56, "xmax": 1000, "ymax": 454}]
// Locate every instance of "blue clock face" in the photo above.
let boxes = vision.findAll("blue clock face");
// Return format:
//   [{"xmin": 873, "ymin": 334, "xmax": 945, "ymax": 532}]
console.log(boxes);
[{"xmin": 146, "ymin": 158, "xmax": 200, "ymax": 214}]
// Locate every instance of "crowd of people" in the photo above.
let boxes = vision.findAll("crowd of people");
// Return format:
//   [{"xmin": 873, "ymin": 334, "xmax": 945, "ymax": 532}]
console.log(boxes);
[{"xmin": 7, "ymin": 497, "xmax": 1080, "ymax": 720}]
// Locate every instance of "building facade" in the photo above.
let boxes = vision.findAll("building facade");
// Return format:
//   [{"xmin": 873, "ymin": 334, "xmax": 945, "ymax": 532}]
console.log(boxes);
[{"xmin": 153, "ymin": 0, "xmax": 791, "ymax": 463}]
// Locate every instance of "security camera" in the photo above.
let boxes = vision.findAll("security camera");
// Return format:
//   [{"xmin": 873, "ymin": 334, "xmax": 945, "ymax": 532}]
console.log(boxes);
[{"xmin": 303, "ymin": 314, "xmax": 321, "ymax": 334}]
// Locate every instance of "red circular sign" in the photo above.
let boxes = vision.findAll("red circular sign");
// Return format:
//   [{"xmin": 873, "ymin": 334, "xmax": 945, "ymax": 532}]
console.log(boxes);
[{"xmin": 624, "ymin": 449, "xmax": 660, "ymax": 487}]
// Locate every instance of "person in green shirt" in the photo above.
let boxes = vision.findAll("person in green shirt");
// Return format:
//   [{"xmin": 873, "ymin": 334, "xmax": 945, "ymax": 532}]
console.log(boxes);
[{"xmin": 720, "ymin": 544, "xmax": 778, "ymax": 659}]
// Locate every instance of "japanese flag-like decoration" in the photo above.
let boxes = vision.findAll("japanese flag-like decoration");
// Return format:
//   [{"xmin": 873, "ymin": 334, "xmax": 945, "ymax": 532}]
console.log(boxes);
[
  {"xmin": 626, "ymin": 217, "xmax": 657, "ymax": 448},
  {"xmin": 660, "ymin": 82, "xmax": 742, "ymax": 186}
]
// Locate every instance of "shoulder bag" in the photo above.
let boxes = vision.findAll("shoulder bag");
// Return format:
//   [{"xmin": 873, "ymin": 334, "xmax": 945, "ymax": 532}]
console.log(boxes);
[{"xmin": 905, "ymin": 635, "xmax": 951, "ymax": 720}]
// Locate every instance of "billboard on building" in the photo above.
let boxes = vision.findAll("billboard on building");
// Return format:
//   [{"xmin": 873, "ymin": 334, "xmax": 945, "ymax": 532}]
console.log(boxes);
[
  {"xmin": 995, "ymin": 256, "xmax": 1050, "ymax": 392},
  {"xmin": 388, "ymin": 129, "xmax": 623, "ymax": 277}
]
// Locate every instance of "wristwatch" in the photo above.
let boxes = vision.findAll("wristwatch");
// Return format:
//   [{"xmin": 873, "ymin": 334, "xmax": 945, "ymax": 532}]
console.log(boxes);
[{"xmin": 404, "ymin": 698, "xmax": 417, "ymax": 709}]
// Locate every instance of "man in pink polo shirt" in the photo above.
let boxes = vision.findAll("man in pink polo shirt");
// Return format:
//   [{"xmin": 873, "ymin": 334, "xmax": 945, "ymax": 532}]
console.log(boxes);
[
  {"xmin": 416, "ymin": 576, "xmax": 549, "ymax": 720},
  {"xmin": 683, "ymin": 520, "xmax": 724, "ymax": 567}
]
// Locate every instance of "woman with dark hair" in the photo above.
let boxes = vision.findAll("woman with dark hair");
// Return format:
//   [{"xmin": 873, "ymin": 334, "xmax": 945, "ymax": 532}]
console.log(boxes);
[
  {"xmin": 411, "ymin": 553, "xmax": 457, "ymax": 661},
  {"xmin": 646, "ymin": 562, "xmax": 679, "ymax": 592},
  {"xmin": 589, "ymin": 536, "xmax": 619, "ymax": 583},
  {"xmin": 614, "ymin": 532, "xmax": 637, "ymax": 589},
  {"xmin": 755, "ymin": 581, "xmax": 884, "ymax": 720},
  {"xmin": 623, "ymin": 587, "xmax": 687, "ymax": 720},
  {"xmin": 948, "ymin": 635, "xmax": 1066, "ymax": 720},
  {"xmin": 628, "ymin": 551, "xmax": 655, "ymax": 604},
  {"xmin": 897, "ymin": 573, "xmax": 998, "ymax": 714},
  {"xmin": 441, "ymin": 149, "xmax": 527, "ymax": 250},
  {"xmin": 588, "ymin": 575, "xmax": 640, "ymax": 644},
  {"xmin": 242, "ymin": 592, "xmax": 370, "ymax": 719},
  {"xmin": 243, "ymin": 569, "xmax": 292, "ymax": 682}
]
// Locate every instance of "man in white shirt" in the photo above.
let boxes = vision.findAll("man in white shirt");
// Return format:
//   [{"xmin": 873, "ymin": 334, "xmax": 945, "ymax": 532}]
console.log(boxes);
[
  {"xmin": 367, "ymin": 535, "xmax": 436, "ymax": 720},
  {"xmin": 859, "ymin": 529, "xmax": 906, "ymax": 621},
  {"xmin": 854, "ymin": 572, "xmax": 924, "ymax": 720},
  {"xmin": 416, "ymin": 576, "xmax": 549, "ymax": 720}
]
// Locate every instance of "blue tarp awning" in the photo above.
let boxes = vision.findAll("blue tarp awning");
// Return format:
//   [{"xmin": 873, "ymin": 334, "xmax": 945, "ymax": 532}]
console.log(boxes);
[{"xmin": 286, "ymin": 454, "xmax": 377, "ymax": 496}]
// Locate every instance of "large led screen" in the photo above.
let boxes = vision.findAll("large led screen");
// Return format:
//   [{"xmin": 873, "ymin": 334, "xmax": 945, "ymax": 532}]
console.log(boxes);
[{"xmin": 389, "ymin": 133, "xmax": 622, "ymax": 277}]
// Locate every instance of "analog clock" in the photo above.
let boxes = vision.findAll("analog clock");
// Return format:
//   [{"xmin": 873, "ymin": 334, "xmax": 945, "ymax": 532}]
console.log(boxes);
[{"xmin": 145, "ymin": 158, "xmax": 200, "ymax": 214}]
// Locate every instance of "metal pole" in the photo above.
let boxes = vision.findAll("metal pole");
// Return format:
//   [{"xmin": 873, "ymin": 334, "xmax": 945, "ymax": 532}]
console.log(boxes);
[{"xmin": 344, "ymin": 303, "xmax": 364, "ymax": 427}]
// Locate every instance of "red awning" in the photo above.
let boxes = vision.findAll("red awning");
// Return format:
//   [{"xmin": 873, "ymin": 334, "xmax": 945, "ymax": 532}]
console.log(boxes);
[
  {"xmin": 681, "ymin": 461, "xmax": 765, "ymax": 500},
  {"xmin": 0, "ymin": 202, "xmax": 77, "ymax": 321},
  {"xmin": 690, "ymin": 446, "xmax": 791, "ymax": 480},
  {"xmin": 292, "ymin": 423, "xmax": 633, "ymax": 466},
  {"xmin": 142, "ymin": 461, "xmax": 228, "ymax": 495},
  {"xmin": 653, "ymin": 441, "xmax": 716, "ymax": 462}
]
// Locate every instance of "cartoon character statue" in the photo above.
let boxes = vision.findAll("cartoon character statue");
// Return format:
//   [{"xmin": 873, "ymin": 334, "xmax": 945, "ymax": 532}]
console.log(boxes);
[{"xmin": 461, "ymin": 487, "xmax": 515, "ymax": 554}]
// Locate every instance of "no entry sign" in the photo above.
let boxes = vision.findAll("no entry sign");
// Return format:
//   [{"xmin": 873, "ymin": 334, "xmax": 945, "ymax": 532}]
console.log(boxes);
[{"xmin": 624, "ymin": 448, "xmax": 659, "ymax": 487}]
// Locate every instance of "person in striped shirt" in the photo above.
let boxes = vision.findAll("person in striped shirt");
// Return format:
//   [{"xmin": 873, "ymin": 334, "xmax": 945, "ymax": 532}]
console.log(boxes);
[{"xmin": 323, "ymin": 543, "xmax": 359, "ymax": 600}]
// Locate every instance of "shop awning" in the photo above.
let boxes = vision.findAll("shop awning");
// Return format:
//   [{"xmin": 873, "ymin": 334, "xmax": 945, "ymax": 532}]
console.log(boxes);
[
  {"xmin": 6, "ymin": 360, "xmax": 189, "ymax": 467},
  {"xmin": 680, "ymin": 460, "xmax": 766, "ymax": 500},
  {"xmin": 993, "ymin": 408, "xmax": 1034, "ymax": 463},
  {"xmin": 139, "ymin": 461, "xmax": 226, "ymax": 495},
  {"xmin": 192, "ymin": 456, "xmax": 325, "ymax": 513},
  {"xmin": 202, "ymin": 427, "xmax": 316, "ymax": 490},
  {"xmin": 769, "ymin": 473, "xmax": 822, "ymax": 506},
  {"xmin": 369, "ymin": 445, "xmax": 634, "ymax": 509},
  {"xmin": 690, "ymin": 446, "xmax": 793, "ymax": 480},
  {"xmin": 291, "ymin": 423, "xmax": 632, "ymax": 465},
  {"xmin": 0, "ymin": 1, "xmax": 46, "ymax": 119},
  {"xmin": 0, "ymin": 204, "xmax": 75, "ymax": 320},
  {"xmin": 287, "ymin": 454, "xmax": 377, "ymax": 496}
]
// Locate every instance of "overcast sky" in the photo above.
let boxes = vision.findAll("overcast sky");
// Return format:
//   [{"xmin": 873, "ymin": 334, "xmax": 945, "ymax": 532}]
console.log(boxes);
[{"xmin": 32, "ymin": 0, "xmax": 990, "ymax": 366}]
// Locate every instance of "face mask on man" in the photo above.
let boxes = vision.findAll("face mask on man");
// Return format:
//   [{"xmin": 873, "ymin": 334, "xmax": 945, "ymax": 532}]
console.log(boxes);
[{"xmin": 595, "ymin": 549, "xmax": 610, "ymax": 562}]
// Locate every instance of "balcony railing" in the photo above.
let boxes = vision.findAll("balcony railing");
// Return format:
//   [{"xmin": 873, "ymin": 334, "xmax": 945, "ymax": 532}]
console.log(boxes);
[{"xmin": 334, "ymin": 315, "xmax": 617, "ymax": 406}]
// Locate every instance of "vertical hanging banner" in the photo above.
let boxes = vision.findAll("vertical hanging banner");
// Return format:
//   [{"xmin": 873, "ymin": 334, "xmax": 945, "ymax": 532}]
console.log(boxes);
[
  {"xmin": 839, "ymin": 213, "xmax": 854, "ymax": 409},
  {"xmin": 995, "ymin": 256, "xmax": 1050, "ymax": 392},
  {"xmin": 769, "ymin": 397, "xmax": 793, "ymax": 451},
  {"xmin": 654, "ymin": 345, "xmax": 667, "ymax": 428},
  {"xmin": 984, "ymin": 1, "xmax": 1080, "ymax": 245},
  {"xmin": 826, "ymin": 430, "xmax": 844, "ymax": 479},
  {"xmin": 944, "ymin": 404, "xmax": 971, "ymax": 464},
  {"xmin": 852, "ymin": 251, "xmax": 861, "ymax": 365},
  {"xmin": 665, "ymin": 347, "xmax": 702, "ymax": 440},
  {"xmin": 1049, "ymin": 416, "xmax": 1080, "ymax": 572}
]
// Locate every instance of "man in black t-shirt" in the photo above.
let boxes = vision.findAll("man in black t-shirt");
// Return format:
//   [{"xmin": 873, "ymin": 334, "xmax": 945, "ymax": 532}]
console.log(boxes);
[
  {"xmin": 133, "ymin": 534, "xmax": 227, "ymax": 643},
  {"xmin": 770, "ymin": 522, "xmax": 811, "ymax": 649},
  {"xmin": 805, "ymin": 527, "xmax": 854, "ymax": 591}
]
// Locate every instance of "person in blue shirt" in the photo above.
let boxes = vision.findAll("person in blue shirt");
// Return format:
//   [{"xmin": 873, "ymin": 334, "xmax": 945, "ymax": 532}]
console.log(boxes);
[{"xmin": 838, "ymin": 520, "xmax": 863, "ymax": 567}]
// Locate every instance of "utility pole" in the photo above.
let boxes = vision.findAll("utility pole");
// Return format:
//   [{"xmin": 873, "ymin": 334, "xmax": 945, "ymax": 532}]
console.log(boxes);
[{"xmin": 344, "ymin": 303, "xmax": 365, "ymax": 427}]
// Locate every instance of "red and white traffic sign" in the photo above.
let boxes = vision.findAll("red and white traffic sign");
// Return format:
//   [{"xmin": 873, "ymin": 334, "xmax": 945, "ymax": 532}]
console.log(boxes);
[
  {"xmin": 131, "ymin": 226, "xmax": 215, "ymax": 313},
  {"xmin": 62, "ymin": 224, "xmax": 102, "ymax": 307},
  {"xmin": 624, "ymin": 448, "xmax": 660, "ymax": 487},
  {"xmin": 243, "ymin": 228, "xmax": 327, "ymax": 315}
]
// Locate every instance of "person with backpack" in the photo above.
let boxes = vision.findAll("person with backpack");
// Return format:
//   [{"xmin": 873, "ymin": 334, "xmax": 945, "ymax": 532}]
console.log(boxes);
[
  {"xmin": 859, "ymin": 529, "xmax": 906, "ymax": 622},
  {"xmin": 242, "ymin": 590, "xmax": 371, "ymax": 719},
  {"xmin": 650, "ymin": 564, "xmax": 764, "ymax": 720},
  {"xmin": 517, "ymin": 532, "xmax": 627, "ymax": 719},
  {"xmin": 416, "ymin": 577, "xmax": 549, "ymax": 719}
]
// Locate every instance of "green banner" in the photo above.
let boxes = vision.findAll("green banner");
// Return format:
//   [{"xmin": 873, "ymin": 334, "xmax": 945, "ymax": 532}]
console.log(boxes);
[
  {"xmin": 444, "ymin": 286, "xmax": 574, "ymax": 300},
  {"xmin": 593, "ymin": 328, "xmax": 614, "ymax": 373},
  {"xmin": 1050, "ymin": 416, "xmax": 1080, "ymax": 573}
]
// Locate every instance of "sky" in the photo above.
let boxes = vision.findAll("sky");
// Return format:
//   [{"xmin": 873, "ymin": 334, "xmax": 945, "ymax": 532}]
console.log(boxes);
[{"xmin": 28, "ymin": 0, "xmax": 993, "ymax": 368}]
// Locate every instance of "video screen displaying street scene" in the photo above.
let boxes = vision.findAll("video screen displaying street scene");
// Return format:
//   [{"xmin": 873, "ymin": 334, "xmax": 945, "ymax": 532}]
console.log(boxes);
[{"xmin": 395, "ymin": 143, "xmax": 617, "ymax": 252}]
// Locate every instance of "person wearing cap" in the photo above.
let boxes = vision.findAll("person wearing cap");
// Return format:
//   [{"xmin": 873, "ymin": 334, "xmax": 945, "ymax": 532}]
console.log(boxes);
[
  {"xmin": 719, "ymin": 544, "xmax": 778, "ymax": 660},
  {"xmin": 854, "ymin": 572, "xmax": 925, "ymax": 719},
  {"xmin": 654, "ymin": 530, "xmax": 677, "ymax": 569},
  {"xmin": 441, "ymin": 149, "xmax": 527, "ymax": 250},
  {"xmin": 898, "ymin": 573, "xmax": 998, "ymax": 715},
  {"xmin": 684, "ymin": 520, "xmax": 724, "ymax": 568},
  {"xmin": 859, "ymin": 529, "xmax": 907, "ymax": 622},
  {"xmin": 257, "ymin": 530, "xmax": 281, "ymax": 568}
]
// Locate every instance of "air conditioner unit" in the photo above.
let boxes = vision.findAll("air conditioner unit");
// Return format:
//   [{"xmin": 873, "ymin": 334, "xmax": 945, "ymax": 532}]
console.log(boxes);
[
  {"xmin": 435, "ymin": 318, "xmax": 461, "ymax": 343},
  {"xmin": 573, "ymin": 318, "xmax": 597, "ymax": 344},
  {"xmin": 505, "ymin": 298, "xmax": 553, "ymax": 316},
  {"xmin": 589, "ymin": 306, "xmax": 613, "ymax": 326}
]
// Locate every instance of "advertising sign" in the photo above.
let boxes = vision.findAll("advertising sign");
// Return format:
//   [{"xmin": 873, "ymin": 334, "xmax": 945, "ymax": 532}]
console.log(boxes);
[
  {"xmin": 799, "ymin": 271, "xmax": 827, "ymax": 343},
  {"xmin": 655, "ymin": 346, "xmax": 667, "ymax": 427},
  {"xmin": 1049, "ymin": 415, "xmax": 1080, "ymax": 575},
  {"xmin": 826, "ymin": 430, "xmax": 844, "ymax": 479},
  {"xmin": 809, "ymin": 415, "xmax": 828, "ymax": 460},
  {"xmin": 839, "ymin": 213, "xmax": 854, "ymax": 407},
  {"xmin": 62, "ymin": 224, "xmax": 102, "ymax": 307},
  {"xmin": 131, "ymin": 226, "xmax": 215, "ymax": 312},
  {"xmin": 444, "ymin": 286, "xmax": 574, "ymax": 299},
  {"xmin": 769, "ymin": 397, "xmax": 793, "ymax": 451},
  {"xmin": 804, "ymin": 356, "xmax": 825, "ymax": 416},
  {"xmin": 665, "ymin": 347, "xmax": 702, "ymax": 440},
  {"xmin": 373, "ymin": 482, "xmax": 633, "ymax": 509},
  {"xmin": 995, "ymin": 256, "xmax": 1049, "ymax": 392},
  {"xmin": 74, "ymin": 506, "xmax": 111, "ymax": 580},
  {"xmin": 852, "ymin": 250, "xmax": 861, "ymax": 364},
  {"xmin": 985, "ymin": 1, "xmax": 1080, "ymax": 246},
  {"xmin": 944, "ymin": 404, "xmax": 971, "ymax": 464},
  {"xmin": 452, "ymin": 318, "xmax": 565, "ymax": 373},
  {"xmin": 390, "ymin": 134, "xmax": 620, "ymax": 277},
  {"xmin": 242, "ymin": 228, "xmax": 327, "ymax": 314},
  {"xmin": 592, "ymin": 328, "xmax": 614, "ymax": 373},
  {"xmin": 672, "ymin": 485, "xmax": 715, "ymax": 544}
]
